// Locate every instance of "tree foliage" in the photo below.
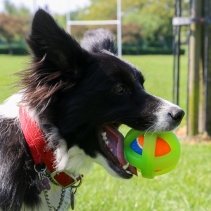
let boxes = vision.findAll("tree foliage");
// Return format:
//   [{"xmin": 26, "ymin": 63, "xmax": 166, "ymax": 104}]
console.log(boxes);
[
  {"xmin": 122, "ymin": 23, "xmax": 143, "ymax": 44},
  {"xmin": 0, "ymin": 13, "xmax": 29, "ymax": 54},
  {"xmin": 4, "ymin": 0, "xmax": 31, "ymax": 17},
  {"xmin": 0, "ymin": 0, "xmax": 190, "ymax": 54},
  {"xmin": 0, "ymin": 0, "xmax": 31, "ymax": 54},
  {"xmin": 74, "ymin": 0, "xmax": 189, "ymax": 43}
]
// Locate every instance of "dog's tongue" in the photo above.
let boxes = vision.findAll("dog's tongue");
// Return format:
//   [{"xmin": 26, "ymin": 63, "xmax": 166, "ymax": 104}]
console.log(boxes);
[{"xmin": 102, "ymin": 125, "xmax": 137, "ymax": 176}]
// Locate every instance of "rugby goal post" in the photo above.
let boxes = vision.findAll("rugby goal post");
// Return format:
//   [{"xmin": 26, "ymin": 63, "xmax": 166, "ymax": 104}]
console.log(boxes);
[{"xmin": 66, "ymin": 0, "xmax": 122, "ymax": 57}]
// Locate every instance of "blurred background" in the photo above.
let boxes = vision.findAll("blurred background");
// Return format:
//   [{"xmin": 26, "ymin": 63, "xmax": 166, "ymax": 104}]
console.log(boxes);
[{"xmin": 0, "ymin": 0, "xmax": 189, "ymax": 55}]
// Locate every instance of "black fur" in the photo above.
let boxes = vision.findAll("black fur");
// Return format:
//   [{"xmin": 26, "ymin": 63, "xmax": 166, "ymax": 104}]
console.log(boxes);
[
  {"xmin": 81, "ymin": 28, "xmax": 117, "ymax": 54},
  {"xmin": 0, "ymin": 118, "xmax": 39, "ymax": 210},
  {"xmin": 0, "ymin": 9, "xmax": 184, "ymax": 210}
]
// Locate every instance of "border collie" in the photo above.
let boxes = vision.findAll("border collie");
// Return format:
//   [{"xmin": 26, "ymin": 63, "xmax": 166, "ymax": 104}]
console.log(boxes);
[{"xmin": 0, "ymin": 9, "xmax": 184, "ymax": 211}]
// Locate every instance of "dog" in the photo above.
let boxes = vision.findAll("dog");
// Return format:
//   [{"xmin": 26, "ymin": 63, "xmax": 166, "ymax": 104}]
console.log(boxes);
[{"xmin": 0, "ymin": 9, "xmax": 184, "ymax": 211}]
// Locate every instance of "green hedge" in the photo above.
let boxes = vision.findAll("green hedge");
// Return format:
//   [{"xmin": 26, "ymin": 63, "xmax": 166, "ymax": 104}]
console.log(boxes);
[
  {"xmin": 0, "ymin": 46, "xmax": 29, "ymax": 55},
  {"xmin": 122, "ymin": 45, "xmax": 185, "ymax": 55},
  {"xmin": 0, "ymin": 45, "xmax": 185, "ymax": 56}
]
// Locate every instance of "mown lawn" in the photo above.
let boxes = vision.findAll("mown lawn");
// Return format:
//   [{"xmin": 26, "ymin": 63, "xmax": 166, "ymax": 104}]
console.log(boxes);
[
  {"xmin": 1, "ymin": 54, "xmax": 210, "ymax": 211},
  {"xmin": 75, "ymin": 143, "xmax": 211, "ymax": 211},
  {"xmin": 0, "ymin": 54, "xmax": 29, "ymax": 101}
]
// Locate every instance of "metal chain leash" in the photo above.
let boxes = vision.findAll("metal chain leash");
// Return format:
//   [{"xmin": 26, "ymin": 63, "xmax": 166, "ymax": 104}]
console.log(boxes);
[
  {"xmin": 44, "ymin": 188, "xmax": 65, "ymax": 211},
  {"xmin": 34, "ymin": 164, "xmax": 83, "ymax": 210}
]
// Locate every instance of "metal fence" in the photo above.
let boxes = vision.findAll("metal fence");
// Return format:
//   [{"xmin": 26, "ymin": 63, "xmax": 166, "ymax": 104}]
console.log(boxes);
[{"xmin": 173, "ymin": 0, "xmax": 211, "ymax": 136}]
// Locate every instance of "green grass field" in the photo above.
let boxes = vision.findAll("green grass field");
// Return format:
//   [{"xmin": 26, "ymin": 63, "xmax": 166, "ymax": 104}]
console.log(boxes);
[
  {"xmin": 0, "ymin": 54, "xmax": 211, "ymax": 211},
  {"xmin": 76, "ymin": 143, "xmax": 211, "ymax": 211},
  {"xmin": 0, "ymin": 55, "xmax": 29, "ymax": 101}
]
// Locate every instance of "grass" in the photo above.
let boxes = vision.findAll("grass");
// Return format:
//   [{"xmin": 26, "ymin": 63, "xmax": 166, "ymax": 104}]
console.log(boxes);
[
  {"xmin": 0, "ymin": 55, "xmax": 29, "ymax": 101},
  {"xmin": 1, "ymin": 54, "xmax": 210, "ymax": 210},
  {"xmin": 74, "ymin": 142, "xmax": 211, "ymax": 211}
]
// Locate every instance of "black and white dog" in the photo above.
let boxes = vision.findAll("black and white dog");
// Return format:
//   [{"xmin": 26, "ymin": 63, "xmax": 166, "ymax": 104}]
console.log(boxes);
[{"xmin": 0, "ymin": 9, "xmax": 184, "ymax": 211}]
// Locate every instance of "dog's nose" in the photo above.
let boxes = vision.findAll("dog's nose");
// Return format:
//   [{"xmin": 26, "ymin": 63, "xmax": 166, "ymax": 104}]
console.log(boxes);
[{"xmin": 168, "ymin": 107, "xmax": 185, "ymax": 124}]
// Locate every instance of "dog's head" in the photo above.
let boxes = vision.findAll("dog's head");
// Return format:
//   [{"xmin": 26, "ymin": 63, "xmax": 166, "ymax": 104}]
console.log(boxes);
[{"xmin": 23, "ymin": 9, "xmax": 184, "ymax": 179}]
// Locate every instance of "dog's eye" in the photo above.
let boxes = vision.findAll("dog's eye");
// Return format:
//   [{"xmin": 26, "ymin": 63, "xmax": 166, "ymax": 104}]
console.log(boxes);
[{"xmin": 113, "ymin": 85, "xmax": 126, "ymax": 93}]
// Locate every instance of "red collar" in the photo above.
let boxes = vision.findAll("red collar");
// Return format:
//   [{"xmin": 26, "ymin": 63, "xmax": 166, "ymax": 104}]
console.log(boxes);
[{"xmin": 19, "ymin": 106, "xmax": 82, "ymax": 188}]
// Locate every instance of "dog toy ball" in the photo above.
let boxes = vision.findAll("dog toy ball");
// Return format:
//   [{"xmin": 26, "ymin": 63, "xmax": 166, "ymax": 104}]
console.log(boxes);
[{"xmin": 124, "ymin": 129, "xmax": 180, "ymax": 179}]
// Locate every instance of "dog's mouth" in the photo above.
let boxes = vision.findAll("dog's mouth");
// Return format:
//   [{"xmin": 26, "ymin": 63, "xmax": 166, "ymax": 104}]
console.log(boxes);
[{"xmin": 99, "ymin": 124, "xmax": 137, "ymax": 179}]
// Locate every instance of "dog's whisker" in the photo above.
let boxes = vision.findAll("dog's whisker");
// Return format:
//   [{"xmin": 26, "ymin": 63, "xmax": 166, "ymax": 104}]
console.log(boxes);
[{"xmin": 143, "ymin": 124, "xmax": 155, "ymax": 135}]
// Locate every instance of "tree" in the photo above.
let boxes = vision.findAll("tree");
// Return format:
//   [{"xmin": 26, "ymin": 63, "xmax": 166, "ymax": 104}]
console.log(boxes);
[
  {"xmin": 4, "ymin": 0, "xmax": 31, "ymax": 17},
  {"xmin": 123, "ymin": 12, "xmax": 164, "ymax": 42},
  {"xmin": 76, "ymin": 0, "xmax": 147, "ymax": 20},
  {"xmin": 122, "ymin": 23, "xmax": 143, "ymax": 44},
  {"xmin": 75, "ymin": 0, "xmax": 176, "ymax": 44},
  {"xmin": 0, "ymin": 0, "xmax": 31, "ymax": 54},
  {"xmin": 0, "ymin": 13, "xmax": 28, "ymax": 54},
  {"xmin": 123, "ymin": 0, "xmax": 175, "ymax": 42}
]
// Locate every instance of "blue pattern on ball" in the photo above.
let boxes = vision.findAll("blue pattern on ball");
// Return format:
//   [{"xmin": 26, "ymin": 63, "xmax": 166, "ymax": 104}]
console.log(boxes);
[{"xmin": 130, "ymin": 139, "xmax": 143, "ymax": 155}]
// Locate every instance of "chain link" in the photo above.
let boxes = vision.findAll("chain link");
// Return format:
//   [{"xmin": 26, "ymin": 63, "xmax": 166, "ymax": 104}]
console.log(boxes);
[
  {"xmin": 44, "ymin": 188, "xmax": 65, "ymax": 211},
  {"xmin": 34, "ymin": 165, "xmax": 83, "ymax": 210}
]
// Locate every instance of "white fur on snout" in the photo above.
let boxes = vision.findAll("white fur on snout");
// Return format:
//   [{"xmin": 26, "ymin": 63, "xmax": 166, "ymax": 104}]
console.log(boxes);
[
  {"xmin": 152, "ymin": 97, "xmax": 182, "ymax": 131},
  {"xmin": 94, "ymin": 154, "xmax": 120, "ymax": 178}
]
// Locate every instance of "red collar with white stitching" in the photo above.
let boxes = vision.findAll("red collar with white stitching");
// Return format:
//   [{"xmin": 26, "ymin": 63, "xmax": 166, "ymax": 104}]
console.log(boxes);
[{"xmin": 19, "ymin": 106, "xmax": 82, "ymax": 188}]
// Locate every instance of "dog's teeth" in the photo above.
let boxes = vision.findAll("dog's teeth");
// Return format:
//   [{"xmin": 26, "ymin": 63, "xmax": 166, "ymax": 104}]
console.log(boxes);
[
  {"xmin": 103, "ymin": 136, "xmax": 107, "ymax": 141},
  {"xmin": 101, "ymin": 132, "xmax": 107, "ymax": 141},
  {"xmin": 105, "ymin": 140, "xmax": 109, "ymax": 146},
  {"xmin": 101, "ymin": 132, "xmax": 106, "ymax": 137},
  {"xmin": 126, "ymin": 170, "xmax": 132, "ymax": 175},
  {"xmin": 123, "ymin": 163, "xmax": 130, "ymax": 170}
]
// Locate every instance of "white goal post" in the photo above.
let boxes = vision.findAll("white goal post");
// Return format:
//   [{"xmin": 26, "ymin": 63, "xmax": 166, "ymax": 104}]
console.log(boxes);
[{"xmin": 66, "ymin": 0, "xmax": 122, "ymax": 57}]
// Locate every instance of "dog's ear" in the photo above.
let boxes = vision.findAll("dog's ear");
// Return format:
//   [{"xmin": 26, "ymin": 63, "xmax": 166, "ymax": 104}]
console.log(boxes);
[
  {"xmin": 81, "ymin": 28, "xmax": 117, "ymax": 54},
  {"xmin": 23, "ymin": 9, "xmax": 91, "ymax": 112},
  {"xmin": 27, "ymin": 9, "xmax": 88, "ymax": 73}
]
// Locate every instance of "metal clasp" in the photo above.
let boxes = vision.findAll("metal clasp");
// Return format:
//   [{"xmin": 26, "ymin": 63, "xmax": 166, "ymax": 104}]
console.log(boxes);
[{"xmin": 50, "ymin": 170, "xmax": 79, "ymax": 188}]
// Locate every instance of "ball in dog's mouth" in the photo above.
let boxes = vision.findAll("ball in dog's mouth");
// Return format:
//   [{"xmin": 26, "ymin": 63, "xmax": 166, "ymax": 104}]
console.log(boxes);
[{"xmin": 99, "ymin": 124, "xmax": 137, "ymax": 179}]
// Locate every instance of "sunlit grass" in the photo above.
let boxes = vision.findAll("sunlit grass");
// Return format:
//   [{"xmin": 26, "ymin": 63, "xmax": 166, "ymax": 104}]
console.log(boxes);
[
  {"xmin": 75, "ymin": 142, "xmax": 211, "ymax": 211},
  {"xmin": 0, "ymin": 54, "xmax": 29, "ymax": 102}
]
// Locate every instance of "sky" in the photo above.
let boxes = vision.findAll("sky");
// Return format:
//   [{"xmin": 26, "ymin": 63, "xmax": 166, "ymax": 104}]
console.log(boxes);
[{"xmin": 0, "ymin": 0, "xmax": 90, "ymax": 14}]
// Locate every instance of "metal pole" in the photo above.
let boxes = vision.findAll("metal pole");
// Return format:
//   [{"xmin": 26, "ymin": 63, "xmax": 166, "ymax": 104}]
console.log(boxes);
[
  {"xmin": 117, "ymin": 0, "xmax": 122, "ymax": 57},
  {"xmin": 173, "ymin": 0, "xmax": 181, "ymax": 105},
  {"xmin": 66, "ymin": 0, "xmax": 71, "ymax": 34},
  {"xmin": 33, "ymin": 0, "xmax": 36, "ymax": 13}
]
